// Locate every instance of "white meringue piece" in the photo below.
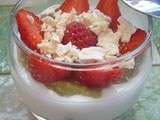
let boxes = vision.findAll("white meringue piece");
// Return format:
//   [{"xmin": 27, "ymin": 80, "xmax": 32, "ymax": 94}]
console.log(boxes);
[
  {"xmin": 79, "ymin": 10, "xmax": 111, "ymax": 35},
  {"xmin": 79, "ymin": 47, "xmax": 105, "ymax": 61},
  {"xmin": 97, "ymin": 31, "xmax": 121, "ymax": 55},
  {"xmin": 118, "ymin": 17, "xmax": 136, "ymax": 43}
]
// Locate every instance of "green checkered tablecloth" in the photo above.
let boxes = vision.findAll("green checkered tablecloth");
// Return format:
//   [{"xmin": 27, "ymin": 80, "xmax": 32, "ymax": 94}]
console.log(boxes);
[
  {"xmin": 0, "ymin": 6, "xmax": 160, "ymax": 120},
  {"xmin": 0, "ymin": 6, "xmax": 11, "ymax": 74}
]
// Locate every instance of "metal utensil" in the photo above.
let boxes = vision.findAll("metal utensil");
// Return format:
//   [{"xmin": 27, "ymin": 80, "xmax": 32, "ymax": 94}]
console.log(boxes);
[{"xmin": 121, "ymin": 0, "xmax": 160, "ymax": 18}]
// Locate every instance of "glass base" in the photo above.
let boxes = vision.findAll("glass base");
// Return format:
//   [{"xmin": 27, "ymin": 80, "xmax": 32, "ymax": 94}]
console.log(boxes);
[
  {"xmin": 33, "ymin": 114, "xmax": 74, "ymax": 120},
  {"xmin": 33, "ymin": 113, "xmax": 47, "ymax": 120},
  {"xmin": 32, "ymin": 110, "xmax": 130, "ymax": 120},
  {"xmin": 32, "ymin": 108, "xmax": 133, "ymax": 120}
]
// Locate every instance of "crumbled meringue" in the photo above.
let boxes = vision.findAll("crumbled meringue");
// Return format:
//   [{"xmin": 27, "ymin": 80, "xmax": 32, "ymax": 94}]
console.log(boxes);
[
  {"xmin": 39, "ymin": 7, "xmax": 137, "ymax": 69},
  {"xmin": 97, "ymin": 30, "xmax": 121, "ymax": 55},
  {"xmin": 38, "ymin": 40, "xmax": 58, "ymax": 55},
  {"xmin": 118, "ymin": 17, "xmax": 136, "ymax": 43},
  {"xmin": 44, "ymin": 32, "xmax": 61, "ymax": 43},
  {"xmin": 54, "ymin": 56, "xmax": 74, "ymax": 63},
  {"xmin": 41, "ymin": 16, "xmax": 55, "ymax": 32},
  {"xmin": 79, "ymin": 10, "xmax": 111, "ymax": 35},
  {"xmin": 56, "ymin": 42, "xmax": 79, "ymax": 58},
  {"xmin": 41, "ymin": 9, "xmax": 78, "ymax": 43},
  {"xmin": 79, "ymin": 47, "xmax": 106, "ymax": 61}
]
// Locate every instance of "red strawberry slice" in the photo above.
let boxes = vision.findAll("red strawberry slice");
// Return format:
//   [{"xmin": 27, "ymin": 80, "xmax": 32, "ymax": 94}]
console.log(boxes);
[
  {"xmin": 96, "ymin": 0, "xmax": 121, "ymax": 32},
  {"xmin": 28, "ymin": 55, "xmax": 71, "ymax": 86},
  {"xmin": 119, "ymin": 29, "xmax": 147, "ymax": 54},
  {"xmin": 16, "ymin": 9, "xmax": 43, "ymax": 50},
  {"xmin": 74, "ymin": 67, "xmax": 124, "ymax": 88},
  {"xmin": 58, "ymin": 0, "xmax": 89, "ymax": 14},
  {"xmin": 62, "ymin": 22, "xmax": 98, "ymax": 49}
]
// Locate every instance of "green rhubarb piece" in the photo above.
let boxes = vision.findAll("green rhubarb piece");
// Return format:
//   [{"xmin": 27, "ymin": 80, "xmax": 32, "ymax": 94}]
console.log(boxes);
[
  {"xmin": 49, "ymin": 81, "xmax": 102, "ymax": 98},
  {"xmin": 19, "ymin": 51, "xmax": 28, "ymax": 68}
]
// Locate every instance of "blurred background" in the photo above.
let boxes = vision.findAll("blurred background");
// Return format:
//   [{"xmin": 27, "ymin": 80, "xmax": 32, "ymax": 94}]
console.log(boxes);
[{"xmin": 0, "ymin": 0, "xmax": 159, "ymax": 120}]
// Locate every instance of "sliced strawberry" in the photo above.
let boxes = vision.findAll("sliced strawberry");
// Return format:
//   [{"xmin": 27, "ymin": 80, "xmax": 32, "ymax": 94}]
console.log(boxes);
[
  {"xmin": 119, "ymin": 29, "xmax": 147, "ymax": 54},
  {"xmin": 58, "ymin": 0, "xmax": 89, "ymax": 14},
  {"xmin": 74, "ymin": 67, "xmax": 124, "ymax": 88},
  {"xmin": 16, "ymin": 9, "xmax": 43, "ymax": 50},
  {"xmin": 28, "ymin": 55, "xmax": 71, "ymax": 86},
  {"xmin": 96, "ymin": 0, "xmax": 121, "ymax": 32},
  {"xmin": 62, "ymin": 22, "xmax": 98, "ymax": 49}
]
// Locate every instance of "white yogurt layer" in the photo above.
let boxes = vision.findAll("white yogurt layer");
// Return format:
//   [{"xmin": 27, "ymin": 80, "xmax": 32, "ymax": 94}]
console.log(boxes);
[{"xmin": 37, "ymin": 6, "xmax": 137, "ymax": 69}]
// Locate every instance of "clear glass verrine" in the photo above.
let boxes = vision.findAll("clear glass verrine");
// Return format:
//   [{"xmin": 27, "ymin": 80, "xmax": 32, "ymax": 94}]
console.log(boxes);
[{"xmin": 10, "ymin": 0, "xmax": 153, "ymax": 120}]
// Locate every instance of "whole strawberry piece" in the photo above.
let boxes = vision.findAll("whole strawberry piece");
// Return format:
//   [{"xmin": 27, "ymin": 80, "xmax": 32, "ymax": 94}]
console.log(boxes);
[
  {"xmin": 16, "ymin": 9, "xmax": 43, "ymax": 50},
  {"xmin": 62, "ymin": 22, "xmax": 98, "ymax": 49},
  {"xmin": 74, "ymin": 67, "xmax": 124, "ymax": 88},
  {"xmin": 119, "ymin": 29, "xmax": 147, "ymax": 54},
  {"xmin": 58, "ymin": 0, "xmax": 89, "ymax": 14},
  {"xmin": 97, "ymin": 0, "xmax": 121, "ymax": 32},
  {"xmin": 28, "ymin": 55, "xmax": 71, "ymax": 86}
]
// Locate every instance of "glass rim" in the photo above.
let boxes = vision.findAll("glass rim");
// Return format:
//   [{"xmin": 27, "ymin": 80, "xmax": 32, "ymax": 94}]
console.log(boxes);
[{"xmin": 10, "ymin": 0, "xmax": 153, "ymax": 67}]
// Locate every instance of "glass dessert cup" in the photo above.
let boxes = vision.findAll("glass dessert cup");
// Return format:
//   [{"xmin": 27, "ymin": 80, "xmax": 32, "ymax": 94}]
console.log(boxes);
[{"xmin": 10, "ymin": 0, "xmax": 153, "ymax": 120}]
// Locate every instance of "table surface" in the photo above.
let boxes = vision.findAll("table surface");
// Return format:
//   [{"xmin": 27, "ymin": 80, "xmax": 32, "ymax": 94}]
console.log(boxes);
[{"xmin": 0, "ymin": 6, "xmax": 160, "ymax": 120}]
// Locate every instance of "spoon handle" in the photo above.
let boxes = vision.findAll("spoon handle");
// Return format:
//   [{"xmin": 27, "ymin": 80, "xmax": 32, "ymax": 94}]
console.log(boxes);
[{"xmin": 122, "ymin": 0, "xmax": 160, "ymax": 18}]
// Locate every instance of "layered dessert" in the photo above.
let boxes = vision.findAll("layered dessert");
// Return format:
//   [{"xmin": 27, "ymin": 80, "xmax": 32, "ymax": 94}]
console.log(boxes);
[
  {"xmin": 15, "ymin": 0, "xmax": 148, "ymax": 98},
  {"xmin": 13, "ymin": 0, "xmax": 151, "ymax": 119}
]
